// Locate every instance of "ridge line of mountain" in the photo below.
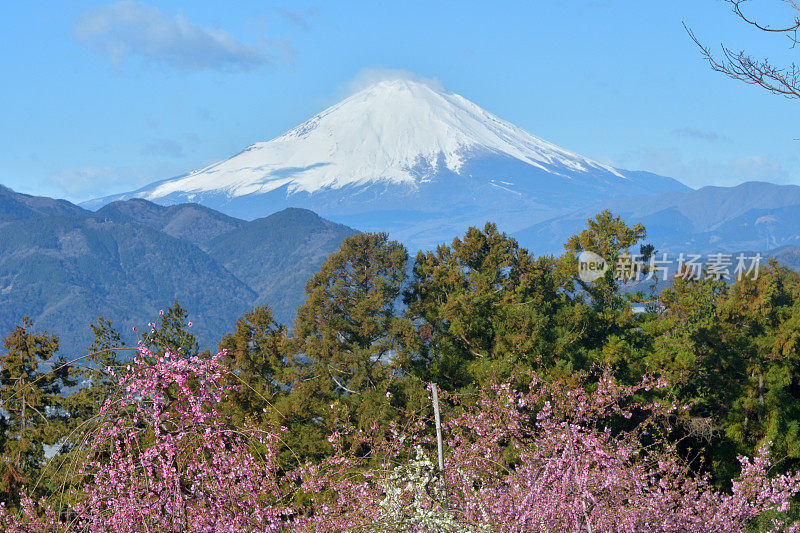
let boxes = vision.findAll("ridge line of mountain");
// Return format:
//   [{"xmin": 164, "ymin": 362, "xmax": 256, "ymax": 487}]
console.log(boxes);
[{"xmin": 0, "ymin": 185, "xmax": 358, "ymax": 356}]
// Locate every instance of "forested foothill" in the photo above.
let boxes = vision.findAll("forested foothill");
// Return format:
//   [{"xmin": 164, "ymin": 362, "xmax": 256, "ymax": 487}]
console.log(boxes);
[{"xmin": 2, "ymin": 211, "xmax": 800, "ymax": 531}]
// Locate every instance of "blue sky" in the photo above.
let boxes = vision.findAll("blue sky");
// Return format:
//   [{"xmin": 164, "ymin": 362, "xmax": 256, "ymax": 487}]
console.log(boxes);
[{"xmin": 2, "ymin": 0, "xmax": 800, "ymax": 202}]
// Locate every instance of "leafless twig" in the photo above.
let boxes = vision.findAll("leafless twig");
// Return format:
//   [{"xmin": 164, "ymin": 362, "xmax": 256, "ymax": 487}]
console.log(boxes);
[{"xmin": 685, "ymin": 0, "xmax": 800, "ymax": 99}]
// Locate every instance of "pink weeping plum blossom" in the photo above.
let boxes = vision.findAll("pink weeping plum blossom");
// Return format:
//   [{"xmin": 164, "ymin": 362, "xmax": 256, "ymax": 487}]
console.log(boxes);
[
  {"xmin": 3, "ymin": 347, "xmax": 800, "ymax": 532},
  {"xmin": 1, "ymin": 346, "xmax": 293, "ymax": 532},
  {"xmin": 295, "ymin": 374, "xmax": 800, "ymax": 532}
]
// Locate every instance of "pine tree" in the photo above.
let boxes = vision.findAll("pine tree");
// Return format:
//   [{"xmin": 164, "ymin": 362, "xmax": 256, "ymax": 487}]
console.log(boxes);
[
  {"xmin": 722, "ymin": 262, "xmax": 800, "ymax": 479},
  {"xmin": 563, "ymin": 209, "xmax": 649, "ymax": 311},
  {"xmin": 291, "ymin": 232, "xmax": 408, "ymax": 393},
  {"xmin": 282, "ymin": 233, "xmax": 422, "ymax": 461},
  {"xmin": 144, "ymin": 300, "xmax": 199, "ymax": 358},
  {"xmin": 218, "ymin": 305, "xmax": 289, "ymax": 428},
  {"xmin": 403, "ymin": 222, "xmax": 580, "ymax": 390},
  {"xmin": 0, "ymin": 318, "xmax": 71, "ymax": 505},
  {"xmin": 62, "ymin": 317, "xmax": 126, "ymax": 437}
]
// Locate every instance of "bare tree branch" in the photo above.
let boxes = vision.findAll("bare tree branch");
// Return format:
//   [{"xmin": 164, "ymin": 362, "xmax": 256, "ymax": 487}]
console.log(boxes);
[
  {"xmin": 729, "ymin": 0, "xmax": 800, "ymax": 36},
  {"xmin": 685, "ymin": 1, "xmax": 800, "ymax": 99}
]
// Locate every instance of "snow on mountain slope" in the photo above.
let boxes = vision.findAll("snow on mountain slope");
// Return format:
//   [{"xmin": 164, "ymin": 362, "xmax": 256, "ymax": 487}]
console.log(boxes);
[
  {"xmin": 86, "ymin": 78, "xmax": 690, "ymax": 250},
  {"xmin": 147, "ymin": 80, "xmax": 627, "ymax": 199}
]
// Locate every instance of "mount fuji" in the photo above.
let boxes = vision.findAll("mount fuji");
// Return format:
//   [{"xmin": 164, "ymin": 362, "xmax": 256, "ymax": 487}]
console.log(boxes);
[{"xmin": 85, "ymin": 79, "xmax": 690, "ymax": 250}]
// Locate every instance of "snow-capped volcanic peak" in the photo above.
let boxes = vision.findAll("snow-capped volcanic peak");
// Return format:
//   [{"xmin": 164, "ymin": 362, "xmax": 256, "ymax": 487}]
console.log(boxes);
[
  {"xmin": 86, "ymin": 76, "xmax": 689, "ymax": 252},
  {"xmin": 146, "ymin": 79, "xmax": 623, "ymax": 200}
]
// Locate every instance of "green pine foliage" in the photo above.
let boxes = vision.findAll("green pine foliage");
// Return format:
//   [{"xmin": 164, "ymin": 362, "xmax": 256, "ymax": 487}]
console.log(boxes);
[
  {"xmin": 276, "ymin": 232, "xmax": 428, "ymax": 463},
  {"xmin": 0, "ymin": 318, "xmax": 71, "ymax": 505},
  {"xmin": 217, "ymin": 304, "xmax": 289, "ymax": 429},
  {"xmin": 3, "ymin": 209, "xmax": 800, "ymax": 511},
  {"xmin": 143, "ymin": 301, "xmax": 199, "ymax": 358}
]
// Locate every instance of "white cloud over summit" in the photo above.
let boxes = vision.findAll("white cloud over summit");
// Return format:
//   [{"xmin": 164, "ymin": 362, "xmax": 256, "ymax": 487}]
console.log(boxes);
[{"xmin": 340, "ymin": 68, "xmax": 446, "ymax": 97}]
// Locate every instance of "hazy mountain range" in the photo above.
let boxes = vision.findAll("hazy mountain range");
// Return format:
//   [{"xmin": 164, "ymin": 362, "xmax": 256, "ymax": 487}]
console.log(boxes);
[
  {"xmin": 514, "ymin": 181, "xmax": 800, "ymax": 255},
  {"xmin": 0, "ymin": 185, "xmax": 355, "ymax": 356}
]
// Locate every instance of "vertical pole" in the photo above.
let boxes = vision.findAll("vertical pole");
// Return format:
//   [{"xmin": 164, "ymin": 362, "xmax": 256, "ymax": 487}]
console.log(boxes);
[{"xmin": 431, "ymin": 383, "xmax": 448, "ymax": 509}]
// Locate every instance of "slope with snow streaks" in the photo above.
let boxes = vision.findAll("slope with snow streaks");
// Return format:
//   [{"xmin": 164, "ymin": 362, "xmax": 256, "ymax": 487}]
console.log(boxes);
[{"xmin": 146, "ymin": 80, "xmax": 629, "ymax": 200}]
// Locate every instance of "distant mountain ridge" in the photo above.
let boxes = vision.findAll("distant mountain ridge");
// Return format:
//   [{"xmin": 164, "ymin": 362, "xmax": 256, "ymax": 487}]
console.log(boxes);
[
  {"xmin": 1, "ymin": 185, "xmax": 88, "ymax": 221},
  {"xmin": 4, "ymin": 177, "xmax": 800, "ymax": 355},
  {"xmin": 205, "ymin": 208, "xmax": 358, "ymax": 322},
  {"xmin": 0, "ymin": 186, "xmax": 356, "ymax": 355},
  {"xmin": 0, "ymin": 214, "xmax": 255, "ymax": 354},
  {"xmin": 84, "ymin": 79, "xmax": 690, "ymax": 251},
  {"xmin": 770, "ymin": 245, "xmax": 800, "ymax": 271},
  {"xmin": 513, "ymin": 182, "xmax": 800, "ymax": 255},
  {"xmin": 94, "ymin": 199, "xmax": 245, "ymax": 249}
]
